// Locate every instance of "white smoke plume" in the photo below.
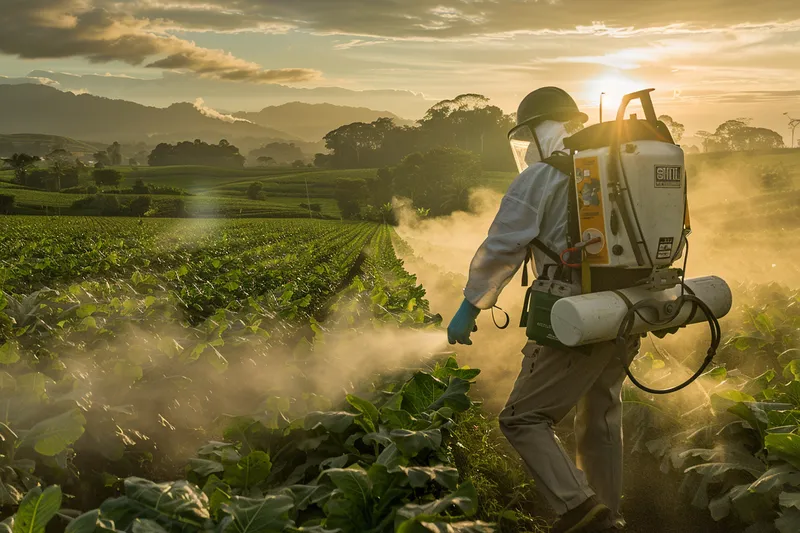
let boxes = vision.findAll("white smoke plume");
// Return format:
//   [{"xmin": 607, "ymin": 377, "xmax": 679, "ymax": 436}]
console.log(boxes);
[{"xmin": 193, "ymin": 97, "xmax": 253, "ymax": 123}]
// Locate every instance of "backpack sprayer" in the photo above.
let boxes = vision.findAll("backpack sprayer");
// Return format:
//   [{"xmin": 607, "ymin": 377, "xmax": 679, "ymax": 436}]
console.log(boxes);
[{"xmin": 517, "ymin": 89, "xmax": 732, "ymax": 394}]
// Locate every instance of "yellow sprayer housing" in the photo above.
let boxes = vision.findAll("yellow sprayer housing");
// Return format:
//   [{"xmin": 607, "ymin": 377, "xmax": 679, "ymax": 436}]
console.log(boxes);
[{"xmin": 571, "ymin": 139, "xmax": 686, "ymax": 269}]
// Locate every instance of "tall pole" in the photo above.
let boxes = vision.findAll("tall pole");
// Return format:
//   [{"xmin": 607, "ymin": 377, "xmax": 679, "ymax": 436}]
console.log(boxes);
[
  {"xmin": 784, "ymin": 112, "xmax": 799, "ymax": 148},
  {"xmin": 599, "ymin": 92, "xmax": 606, "ymax": 123}
]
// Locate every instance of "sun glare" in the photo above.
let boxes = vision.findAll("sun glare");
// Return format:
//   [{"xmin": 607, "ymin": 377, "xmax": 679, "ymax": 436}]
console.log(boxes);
[{"xmin": 585, "ymin": 74, "xmax": 646, "ymax": 122}]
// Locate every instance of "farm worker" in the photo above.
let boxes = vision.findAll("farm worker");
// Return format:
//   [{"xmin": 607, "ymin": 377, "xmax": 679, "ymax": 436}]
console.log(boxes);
[{"xmin": 447, "ymin": 87, "xmax": 637, "ymax": 533}]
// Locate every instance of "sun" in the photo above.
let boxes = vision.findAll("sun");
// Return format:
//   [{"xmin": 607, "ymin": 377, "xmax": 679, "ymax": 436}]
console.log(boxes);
[{"xmin": 584, "ymin": 74, "xmax": 646, "ymax": 122}]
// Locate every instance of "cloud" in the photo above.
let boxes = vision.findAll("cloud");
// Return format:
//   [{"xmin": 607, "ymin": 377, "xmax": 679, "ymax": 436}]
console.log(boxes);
[
  {"xmin": 0, "ymin": 75, "xmax": 59, "ymax": 86},
  {"xmin": 129, "ymin": 0, "xmax": 800, "ymax": 39},
  {"xmin": 332, "ymin": 39, "xmax": 385, "ymax": 50},
  {"xmin": 675, "ymin": 89, "xmax": 800, "ymax": 104},
  {"xmin": 0, "ymin": 0, "xmax": 319, "ymax": 83}
]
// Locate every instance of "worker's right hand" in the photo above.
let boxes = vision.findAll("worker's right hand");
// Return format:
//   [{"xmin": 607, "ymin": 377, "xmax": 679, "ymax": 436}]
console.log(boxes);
[{"xmin": 447, "ymin": 299, "xmax": 481, "ymax": 345}]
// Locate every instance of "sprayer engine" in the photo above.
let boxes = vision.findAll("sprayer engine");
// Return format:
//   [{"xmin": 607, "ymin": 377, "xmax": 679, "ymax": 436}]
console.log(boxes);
[{"xmin": 522, "ymin": 89, "xmax": 732, "ymax": 394}]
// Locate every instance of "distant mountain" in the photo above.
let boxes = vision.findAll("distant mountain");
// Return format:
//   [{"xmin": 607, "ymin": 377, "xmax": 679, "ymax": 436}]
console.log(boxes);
[
  {"xmin": 17, "ymin": 70, "xmax": 435, "ymax": 120},
  {"xmin": 235, "ymin": 102, "xmax": 414, "ymax": 141},
  {"xmin": 0, "ymin": 84, "xmax": 298, "ymax": 147}
]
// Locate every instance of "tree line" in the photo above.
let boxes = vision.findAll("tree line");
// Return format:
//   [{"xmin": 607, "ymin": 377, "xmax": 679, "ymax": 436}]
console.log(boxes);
[
  {"xmin": 147, "ymin": 139, "xmax": 245, "ymax": 168},
  {"xmin": 696, "ymin": 119, "xmax": 785, "ymax": 152},
  {"xmin": 315, "ymin": 94, "xmax": 516, "ymax": 171},
  {"xmin": 333, "ymin": 146, "xmax": 481, "ymax": 222}
]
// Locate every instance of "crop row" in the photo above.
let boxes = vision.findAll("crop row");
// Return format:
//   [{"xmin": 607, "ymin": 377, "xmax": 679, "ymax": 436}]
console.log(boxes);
[
  {"xmin": 0, "ymin": 217, "xmax": 376, "ymax": 322},
  {"xmin": 0, "ymin": 218, "xmax": 489, "ymax": 532}
]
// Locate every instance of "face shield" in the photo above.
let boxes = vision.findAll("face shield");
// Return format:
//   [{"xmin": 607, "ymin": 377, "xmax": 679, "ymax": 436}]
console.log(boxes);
[
  {"xmin": 509, "ymin": 123, "xmax": 542, "ymax": 174},
  {"xmin": 508, "ymin": 118, "xmax": 585, "ymax": 173}
]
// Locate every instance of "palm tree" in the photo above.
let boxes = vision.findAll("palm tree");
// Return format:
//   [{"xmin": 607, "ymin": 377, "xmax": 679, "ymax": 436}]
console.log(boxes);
[
  {"xmin": 1, "ymin": 153, "xmax": 39, "ymax": 186},
  {"xmin": 379, "ymin": 202, "xmax": 394, "ymax": 224}
]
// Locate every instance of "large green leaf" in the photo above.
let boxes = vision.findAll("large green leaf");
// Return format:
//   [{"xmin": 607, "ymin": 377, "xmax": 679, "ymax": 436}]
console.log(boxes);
[
  {"xmin": 16, "ymin": 372, "xmax": 53, "ymax": 401},
  {"xmin": 198, "ymin": 441, "xmax": 241, "ymax": 463},
  {"xmin": 99, "ymin": 478, "xmax": 210, "ymax": 529},
  {"xmin": 428, "ymin": 378, "xmax": 471, "ymax": 413},
  {"xmin": 64, "ymin": 509, "xmax": 120, "ymax": 532},
  {"xmin": 401, "ymin": 373, "xmax": 446, "ymax": 415},
  {"xmin": 225, "ymin": 451, "xmax": 272, "ymax": 490},
  {"xmin": 783, "ymin": 360, "xmax": 800, "ymax": 381},
  {"xmin": 323, "ymin": 496, "xmax": 368, "ymax": 532},
  {"xmin": 222, "ymin": 494, "xmax": 294, "ymax": 533},
  {"xmin": 0, "ymin": 342, "xmax": 20, "ymax": 365},
  {"xmin": 381, "ymin": 408, "xmax": 420, "ymax": 430},
  {"xmin": 390, "ymin": 429, "xmax": 442, "ymax": 457},
  {"xmin": 201, "ymin": 475, "xmax": 231, "ymax": 517},
  {"xmin": 729, "ymin": 483, "xmax": 774, "ymax": 523},
  {"xmin": 432, "ymin": 357, "xmax": 481, "ymax": 382},
  {"xmin": 395, "ymin": 482, "xmax": 479, "ymax": 527},
  {"xmin": 285, "ymin": 485, "xmax": 333, "ymax": 511},
  {"xmin": 766, "ymin": 434, "xmax": 800, "ymax": 469},
  {"xmin": 363, "ymin": 429, "xmax": 393, "ymax": 449},
  {"xmin": 13, "ymin": 485, "xmax": 62, "ymax": 533},
  {"xmin": 323, "ymin": 467, "xmax": 371, "ymax": 506},
  {"xmin": 685, "ymin": 461, "xmax": 765, "ymax": 481},
  {"xmin": 376, "ymin": 443, "xmax": 404, "ymax": 470},
  {"xmin": 749, "ymin": 464, "xmax": 800, "ymax": 494},
  {"xmin": 20, "ymin": 408, "xmax": 86, "ymax": 456},
  {"xmin": 346, "ymin": 395, "xmax": 379, "ymax": 425},
  {"xmin": 189, "ymin": 458, "xmax": 225, "ymax": 477},
  {"xmin": 304, "ymin": 412, "xmax": 358, "ymax": 434},
  {"xmin": 398, "ymin": 466, "xmax": 459, "ymax": 491},
  {"xmin": 710, "ymin": 390, "xmax": 756, "ymax": 413}
]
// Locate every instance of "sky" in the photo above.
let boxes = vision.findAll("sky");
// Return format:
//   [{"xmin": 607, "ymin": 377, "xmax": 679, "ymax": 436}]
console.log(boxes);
[{"xmin": 1, "ymin": 0, "xmax": 799, "ymax": 144}]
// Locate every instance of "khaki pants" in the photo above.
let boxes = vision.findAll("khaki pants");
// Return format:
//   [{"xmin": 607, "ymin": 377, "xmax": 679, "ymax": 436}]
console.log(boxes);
[{"xmin": 499, "ymin": 339, "xmax": 639, "ymax": 517}]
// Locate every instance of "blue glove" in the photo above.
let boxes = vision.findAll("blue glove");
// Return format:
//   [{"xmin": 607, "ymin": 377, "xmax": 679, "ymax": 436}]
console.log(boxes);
[{"xmin": 447, "ymin": 299, "xmax": 481, "ymax": 345}]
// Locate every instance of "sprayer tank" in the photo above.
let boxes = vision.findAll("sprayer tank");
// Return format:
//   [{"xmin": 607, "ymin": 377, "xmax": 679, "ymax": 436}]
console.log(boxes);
[
  {"xmin": 551, "ymin": 276, "xmax": 732, "ymax": 346},
  {"xmin": 573, "ymin": 140, "xmax": 685, "ymax": 268}
]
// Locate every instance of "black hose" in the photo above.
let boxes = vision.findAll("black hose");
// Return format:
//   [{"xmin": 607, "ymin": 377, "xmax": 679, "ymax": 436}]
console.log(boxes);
[{"xmin": 617, "ymin": 294, "xmax": 721, "ymax": 395}]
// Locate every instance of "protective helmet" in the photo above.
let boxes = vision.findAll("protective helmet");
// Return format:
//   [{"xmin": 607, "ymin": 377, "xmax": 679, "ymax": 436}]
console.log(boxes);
[
  {"xmin": 514, "ymin": 87, "xmax": 588, "ymax": 129},
  {"xmin": 508, "ymin": 87, "xmax": 588, "ymax": 173}
]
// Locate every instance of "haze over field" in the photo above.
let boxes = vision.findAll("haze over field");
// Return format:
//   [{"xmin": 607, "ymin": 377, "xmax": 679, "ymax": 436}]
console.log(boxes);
[{"xmin": 0, "ymin": 1, "xmax": 797, "ymax": 141}]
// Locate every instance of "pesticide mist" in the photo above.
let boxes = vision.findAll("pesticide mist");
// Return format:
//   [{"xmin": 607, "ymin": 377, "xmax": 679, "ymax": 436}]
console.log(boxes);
[{"xmin": 391, "ymin": 160, "xmax": 799, "ymax": 411}]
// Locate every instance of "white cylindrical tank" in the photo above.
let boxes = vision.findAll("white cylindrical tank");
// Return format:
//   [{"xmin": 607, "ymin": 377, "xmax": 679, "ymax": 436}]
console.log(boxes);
[{"xmin": 551, "ymin": 276, "xmax": 732, "ymax": 346}]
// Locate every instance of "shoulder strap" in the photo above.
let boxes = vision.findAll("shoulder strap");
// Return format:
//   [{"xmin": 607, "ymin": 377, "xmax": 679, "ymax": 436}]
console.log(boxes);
[
  {"xmin": 544, "ymin": 150, "xmax": 582, "ymax": 249},
  {"xmin": 542, "ymin": 151, "xmax": 575, "ymax": 178},
  {"xmin": 521, "ymin": 151, "xmax": 579, "ymax": 287}
]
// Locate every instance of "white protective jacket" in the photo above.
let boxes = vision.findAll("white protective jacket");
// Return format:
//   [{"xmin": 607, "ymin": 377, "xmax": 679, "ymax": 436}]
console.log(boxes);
[{"xmin": 464, "ymin": 120, "xmax": 572, "ymax": 309}]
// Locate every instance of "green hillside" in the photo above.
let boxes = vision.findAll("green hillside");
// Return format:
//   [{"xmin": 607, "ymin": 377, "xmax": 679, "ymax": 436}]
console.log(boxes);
[
  {"xmin": 118, "ymin": 166, "xmax": 379, "ymax": 195},
  {"xmin": 0, "ymin": 133, "xmax": 104, "ymax": 156},
  {"xmin": 0, "ymin": 182, "xmax": 340, "ymax": 218}
]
